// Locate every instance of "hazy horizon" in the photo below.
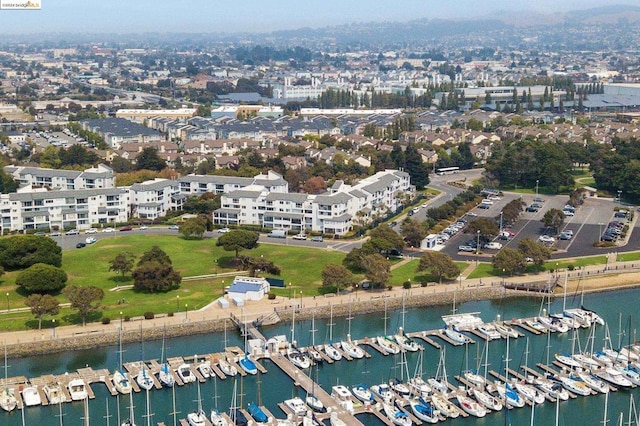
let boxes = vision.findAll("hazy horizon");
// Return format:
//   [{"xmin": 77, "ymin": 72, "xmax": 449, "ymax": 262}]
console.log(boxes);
[{"xmin": 0, "ymin": 0, "xmax": 635, "ymax": 35}]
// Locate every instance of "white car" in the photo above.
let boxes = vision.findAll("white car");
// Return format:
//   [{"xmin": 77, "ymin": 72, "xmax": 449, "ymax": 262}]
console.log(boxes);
[
  {"xmin": 218, "ymin": 227, "xmax": 230, "ymax": 233},
  {"xmin": 65, "ymin": 229, "xmax": 79, "ymax": 235},
  {"xmin": 102, "ymin": 227, "xmax": 115, "ymax": 233},
  {"xmin": 85, "ymin": 237, "xmax": 96, "ymax": 244},
  {"xmin": 293, "ymin": 234, "xmax": 307, "ymax": 240},
  {"xmin": 539, "ymin": 235, "xmax": 555, "ymax": 243},
  {"xmin": 563, "ymin": 210, "xmax": 575, "ymax": 216},
  {"xmin": 84, "ymin": 228, "xmax": 98, "ymax": 234},
  {"xmin": 484, "ymin": 242, "xmax": 503, "ymax": 250},
  {"xmin": 139, "ymin": 225, "xmax": 148, "ymax": 230}
]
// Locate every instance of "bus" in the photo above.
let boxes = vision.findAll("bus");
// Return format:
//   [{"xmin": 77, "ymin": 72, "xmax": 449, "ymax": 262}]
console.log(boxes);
[{"xmin": 436, "ymin": 166, "xmax": 459, "ymax": 175}]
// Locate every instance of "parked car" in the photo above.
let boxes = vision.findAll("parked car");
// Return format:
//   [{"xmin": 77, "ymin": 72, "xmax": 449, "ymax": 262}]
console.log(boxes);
[
  {"xmin": 466, "ymin": 212, "xmax": 478, "ymax": 217},
  {"xmin": 458, "ymin": 245, "xmax": 475, "ymax": 252},
  {"xmin": 484, "ymin": 242, "xmax": 503, "ymax": 250},
  {"xmin": 119, "ymin": 226, "xmax": 133, "ymax": 231},
  {"xmin": 218, "ymin": 227, "xmax": 230, "ymax": 233},
  {"xmin": 168, "ymin": 224, "xmax": 180, "ymax": 230},
  {"xmin": 85, "ymin": 237, "xmax": 97, "ymax": 244},
  {"xmin": 539, "ymin": 235, "xmax": 555, "ymax": 243},
  {"xmin": 139, "ymin": 225, "xmax": 148, "ymax": 230},
  {"xmin": 526, "ymin": 205, "xmax": 539, "ymax": 213},
  {"xmin": 102, "ymin": 227, "xmax": 115, "ymax": 233},
  {"xmin": 293, "ymin": 234, "xmax": 307, "ymax": 240},
  {"xmin": 481, "ymin": 199, "xmax": 494, "ymax": 205},
  {"xmin": 478, "ymin": 203, "xmax": 491, "ymax": 209},
  {"xmin": 65, "ymin": 229, "xmax": 79, "ymax": 235},
  {"xmin": 311, "ymin": 236, "xmax": 323, "ymax": 242},
  {"xmin": 76, "ymin": 242, "xmax": 86, "ymax": 249},
  {"xmin": 49, "ymin": 232, "xmax": 61, "ymax": 237},
  {"xmin": 412, "ymin": 207, "xmax": 421, "ymax": 214},
  {"xmin": 84, "ymin": 228, "xmax": 98, "ymax": 234},
  {"xmin": 533, "ymin": 197, "xmax": 545, "ymax": 203},
  {"xmin": 558, "ymin": 232, "xmax": 572, "ymax": 240},
  {"xmin": 614, "ymin": 210, "xmax": 628, "ymax": 218},
  {"xmin": 562, "ymin": 210, "xmax": 575, "ymax": 216}
]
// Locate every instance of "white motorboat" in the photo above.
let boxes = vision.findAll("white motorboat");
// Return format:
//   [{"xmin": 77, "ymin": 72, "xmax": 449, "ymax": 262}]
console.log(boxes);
[
  {"xmin": 389, "ymin": 378, "xmax": 411, "ymax": 396},
  {"xmin": 430, "ymin": 393, "xmax": 459, "ymax": 418},
  {"xmin": 471, "ymin": 387, "xmax": 503, "ymax": 411},
  {"xmin": 494, "ymin": 382, "xmax": 525, "ymax": 408},
  {"xmin": 306, "ymin": 394, "xmax": 325, "ymax": 413},
  {"xmin": 284, "ymin": 396, "xmax": 309, "ymax": 417},
  {"xmin": 324, "ymin": 344, "xmax": 343, "ymax": 361},
  {"xmin": 538, "ymin": 316, "xmax": 568, "ymax": 333},
  {"xmin": 407, "ymin": 377, "xmax": 431, "ymax": 396},
  {"xmin": 442, "ymin": 313, "xmax": 484, "ymax": 329},
  {"xmin": 21, "ymin": 385, "xmax": 42, "ymax": 407},
  {"xmin": 410, "ymin": 399, "xmax": 439, "ymax": 423},
  {"xmin": 443, "ymin": 326, "xmax": 468, "ymax": 345},
  {"xmin": 340, "ymin": 340, "xmax": 365, "ymax": 359},
  {"xmin": 495, "ymin": 323, "xmax": 519, "ymax": 339},
  {"xmin": 371, "ymin": 383, "xmax": 394, "ymax": 404},
  {"xmin": 555, "ymin": 353, "xmax": 583, "ymax": 369},
  {"xmin": 559, "ymin": 376, "xmax": 591, "ymax": 396},
  {"xmin": 0, "ymin": 386, "xmax": 16, "ymax": 412},
  {"xmin": 514, "ymin": 381, "xmax": 545, "ymax": 404},
  {"xmin": 572, "ymin": 353, "xmax": 601, "ymax": 369},
  {"xmin": 427, "ymin": 377, "xmax": 448, "ymax": 394},
  {"xmin": 210, "ymin": 409, "xmax": 228, "ymax": 426},
  {"xmin": 331, "ymin": 385, "xmax": 354, "ymax": 413},
  {"xmin": 383, "ymin": 403, "xmax": 413, "ymax": 426},
  {"xmin": 43, "ymin": 382, "xmax": 66, "ymax": 404},
  {"xmin": 187, "ymin": 409, "xmax": 207, "ymax": 426},
  {"xmin": 456, "ymin": 393, "xmax": 487, "ymax": 417},
  {"xmin": 136, "ymin": 366, "xmax": 154, "ymax": 391},
  {"xmin": 394, "ymin": 334, "xmax": 421, "ymax": 351},
  {"xmin": 287, "ymin": 350, "xmax": 311, "ymax": 369},
  {"xmin": 238, "ymin": 355, "xmax": 258, "ymax": 375},
  {"xmin": 476, "ymin": 324, "xmax": 501, "ymax": 340},
  {"xmin": 535, "ymin": 378, "xmax": 569, "ymax": 401},
  {"xmin": 68, "ymin": 378, "xmax": 88, "ymax": 401},
  {"xmin": 308, "ymin": 347, "xmax": 324, "ymax": 363},
  {"xmin": 551, "ymin": 313, "xmax": 581, "ymax": 329},
  {"xmin": 377, "ymin": 336, "xmax": 401, "ymax": 354},
  {"xmin": 197, "ymin": 360, "xmax": 213, "ymax": 379},
  {"xmin": 563, "ymin": 309, "xmax": 591, "ymax": 327},
  {"xmin": 158, "ymin": 362, "xmax": 175, "ymax": 387},
  {"xmin": 217, "ymin": 359, "xmax": 237, "ymax": 377},
  {"xmin": 351, "ymin": 384, "xmax": 374, "ymax": 404},
  {"xmin": 177, "ymin": 363, "xmax": 196, "ymax": 383},
  {"xmin": 113, "ymin": 370, "xmax": 132, "ymax": 394},
  {"xmin": 574, "ymin": 372, "xmax": 609, "ymax": 394}
]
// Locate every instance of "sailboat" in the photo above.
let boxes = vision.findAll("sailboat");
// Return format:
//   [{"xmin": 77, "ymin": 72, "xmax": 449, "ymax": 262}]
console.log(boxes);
[
  {"xmin": 307, "ymin": 313, "xmax": 324, "ymax": 363},
  {"xmin": 121, "ymin": 391, "xmax": 136, "ymax": 426},
  {"xmin": 113, "ymin": 328, "xmax": 132, "ymax": 395},
  {"xmin": 383, "ymin": 402, "xmax": 413, "ymax": 426},
  {"xmin": 210, "ymin": 365, "xmax": 228, "ymax": 426},
  {"xmin": 407, "ymin": 350, "xmax": 431, "ymax": 396},
  {"xmin": 187, "ymin": 381, "xmax": 207, "ymax": 426},
  {"xmin": 409, "ymin": 397, "xmax": 439, "ymax": 424},
  {"xmin": 427, "ymin": 348, "xmax": 449, "ymax": 394},
  {"xmin": 238, "ymin": 317, "xmax": 258, "ymax": 375},
  {"xmin": 340, "ymin": 302, "xmax": 365, "ymax": 358},
  {"xmin": 157, "ymin": 327, "xmax": 174, "ymax": 387},
  {"xmin": 0, "ymin": 345, "xmax": 16, "ymax": 412},
  {"xmin": 287, "ymin": 299, "xmax": 311, "ymax": 369},
  {"xmin": 324, "ymin": 304, "xmax": 342, "ymax": 361},
  {"xmin": 305, "ymin": 362, "xmax": 325, "ymax": 413}
]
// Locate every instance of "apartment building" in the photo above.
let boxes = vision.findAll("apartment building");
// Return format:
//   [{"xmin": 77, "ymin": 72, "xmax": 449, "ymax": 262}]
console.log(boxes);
[
  {"xmin": 129, "ymin": 178, "xmax": 182, "ymax": 220},
  {"xmin": 4, "ymin": 164, "xmax": 116, "ymax": 190}
]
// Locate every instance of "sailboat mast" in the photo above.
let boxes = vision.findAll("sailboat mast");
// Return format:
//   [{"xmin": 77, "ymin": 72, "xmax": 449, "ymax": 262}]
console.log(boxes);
[
  {"xmin": 104, "ymin": 398, "xmax": 111, "ymax": 426},
  {"xmin": 329, "ymin": 304, "xmax": 334, "ymax": 342},
  {"xmin": 384, "ymin": 298, "xmax": 388, "ymax": 335}
]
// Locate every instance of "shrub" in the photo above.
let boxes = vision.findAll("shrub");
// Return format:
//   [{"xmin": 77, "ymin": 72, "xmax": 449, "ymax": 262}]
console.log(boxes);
[
  {"xmin": 124, "ymin": 315, "xmax": 131, "ymax": 322},
  {"xmin": 387, "ymin": 285, "xmax": 393, "ymax": 291},
  {"xmin": 16, "ymin": 263, "xmax": 68, "ymax": 294},
  {"xmin": 567, "ymin": 264, "xmax": 575, "ymax": 271},
  {"xmin": 101, "ymin": 317, "xmax": 111, "ymax": 325},
  {"xmin": 167, "ymin": 311, "xmax": 174, "ymax": 317},
  {"xmin": 267, "ymin": 293, "xmax": 276, "ymax": 300},
  {"xmin": 402, "ymin": 281, "xmax": 412, "ymax": 289},
  {"xmin": 144, "ymin": 311, "xmax": 155, "ymax": 320}
]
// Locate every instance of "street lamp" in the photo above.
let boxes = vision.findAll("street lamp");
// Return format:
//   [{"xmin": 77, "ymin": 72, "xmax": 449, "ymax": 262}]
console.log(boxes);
[
  {"xmin": 476, "ymin": 230, "xmax": 480, "ymax": 265},
  {"xmin": 52, "ymin": 318, "xmax": 56, "ymax": 338},
  {"xmin": 299, "ymin": 291, "xmax": 302, "ymax": 308},
  {"xmin": 5, "ymin": 292, "xmax": 8, "ymax": 312},
  {"xmin": 289, "ymin": 283, "xmax": 292, "ymax": 300},
  {"xmin": 536, "ymin": 180, "xmax": 539, "ymax": 196},
  {"xmin": 119, "ymin": 311, "xmax": 123, "ymax": 327},
  {"xmin": 185, "ymin": 304, "xmax": 188, "ymax": 320},
  {"xmin": 617, "ymin": 190, "xmax": 622, "ymax": 204},
  {"xmin": 176, "ymin": 295, "xmax": 180, "ymax": 313},
  {"xmin": 499, "ymin": 211, "xmax": 503, "ymax": 233},
  {"xmin": 598, "ymin": 222, "xmax": 603, "ymax": 242},
  {"xmin": 502, "ymin": 268, "xmax": 506, "ymax": 287}
]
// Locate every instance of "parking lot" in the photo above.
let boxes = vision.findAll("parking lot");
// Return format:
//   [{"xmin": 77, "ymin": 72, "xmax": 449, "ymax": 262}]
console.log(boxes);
[{"xmin": 439, "ymin": 192, "xmax": 640, "ymax": 261}]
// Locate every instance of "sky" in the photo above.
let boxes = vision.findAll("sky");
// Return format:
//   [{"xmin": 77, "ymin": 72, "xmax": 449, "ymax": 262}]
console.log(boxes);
[{"xmin": 0, "ymin": 0, "xmax": 634, "ymax": 34}]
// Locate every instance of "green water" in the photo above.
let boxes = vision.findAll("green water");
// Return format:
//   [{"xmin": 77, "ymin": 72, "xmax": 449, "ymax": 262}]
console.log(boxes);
[{"xmin": 3, "ymin": 288, "xmax": 640, "ymax": 425}]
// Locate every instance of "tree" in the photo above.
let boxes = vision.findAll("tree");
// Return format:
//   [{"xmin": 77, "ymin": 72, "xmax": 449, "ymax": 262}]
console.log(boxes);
[
  {"xmin": 542, "ymin": 208, "xmax": 565, "ymax": 233},
  {"xmin": 404, "ymin": 145, "xmax": 430, "ymax": 190},
  {"xmin": 109, "ymin": 252, "xmax": 135, "ymax": 278},
  {"xmin": 492, "ymin": 248, "xmax": 526, "ymax": 275},
  {"xmin": 132, "ymin": 261, "xmax": 182, "ymax": 293},
  {"xmin": 418, "ymin": 252, "xmax": 460, "ymax": 283},
  {"xmin": 241, "ymin": 256, "xmax": 281, "ymax": 277},
  {"xmin": 138, "ymin": 246, "xmax": 172, "ymax": 266},
  {"xmin": 16, "ymin": 263, "xmax": 67, "ymax": 294},
  {"xmin": 465, "ymin": 218, "xmax": 500, "ymax": 242},
  {"xmin": 63, "ymin": 285, "xmax": 104, "ymax": 326},
  {"xmin": 401, "ymin": 219, "xmax": 427, "ymax": 248},
  {"xmin": 343, "ymin": 245, "xmax": 376, "ymax": 271},
  {"xmin": 216, "ymin": 230, "xmax": 259, "ymax": 258},
  {"xmin": 135, "ymin": 147, "xmax": 167, "ymax": 171},
  {"xmin": 361, "ymin": 254, "xmax": 390, "ymax": 288},
  {"xmin": 368, "ymin": 226, "xmax": 405, "ymax": 254},
  {"xmin": 518, "ymin": 238, "xmax": 552, "ymax": 271},
  {"xmin": 25, "ymin": 294, "xmax": 60, "ymax": 330},
  {"xmin": 321, "ymin": 264, "xmax": 355, "ymax": 292},
  {"xmin": 0, "ymin": 235, "xmax": 62, "ymax": 270},
  {"xmin": 179, "ymin": 217, "xmax": 207, "ymax": 239},
  {"xmin": 303, "ymin": 176, "xmax": 327, "ymax": 194}
]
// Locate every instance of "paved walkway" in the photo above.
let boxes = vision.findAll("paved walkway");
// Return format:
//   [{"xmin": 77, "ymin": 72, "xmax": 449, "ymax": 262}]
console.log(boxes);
[{"xmin": 2, "ymin": 257, "xmax": 640, "ymax": 350}]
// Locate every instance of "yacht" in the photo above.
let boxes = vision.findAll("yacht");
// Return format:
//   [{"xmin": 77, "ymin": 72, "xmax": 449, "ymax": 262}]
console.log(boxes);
[
  {"xmin": 494, "ymin": 382, "xmax": 525, "ymax": 408},
  {"xmin": 43, "ymin": 382, "xmax": 67, "ymax": 404},
  {"xmin": 559, "ymin": 376, "xmax": 591, "ymax": 396},
  {"xmin": 410, "ymin": 399, "xmax": 439, "ymax": 423},
  {"xmin": 177, "ymin": 363, "xmax": 196, "ymax": 383},
  {"xmin": 113, "ymin": 370, "xmax": 132, "ymax": 394},
  {"xmin": 238, "ymin": 355, "xmax": 258, "ymax": 375},
  {"xmin": 158, "ymin": 362, "xmax": 175, "ymax": 387},
  {"xmin": 394, "ymin": 333, "xmax": 421, "ymax": 351},
  {"xmin": 476, "ymin": 324, "xmax": 501, "ymax": 340},
  {"xmin": 351, "ymin": 384, "xmax": 374, "ymax": 404},
  {"xmin": 407, "ymin": 376, "xmax": 431, "ymax": 396},
  {"xmin": 371, "ymin": 383, "xmax": 394, "ymax": 404},
  {"xmin": 614, "ymin": 364, "xmax": 640, "ymax": 385},
  {"xmin": 331, "ymin": 385, "xmax": 354, "ymax": 413},
  {"xmin": 430, "ymin": 393, "xmax": 460, "ymax": 418},
  {"xmin": 513, "ymin": 381, "xmax": 545, "ymax": 404},
  {"xmin": 136, "ymin": 367, "xmax": 154, "ymax": 391},
  {"xmin": 324, "ymin": 344, "xmax": 343, "ymax": 361},
  {"xmin": 0, "ymin": 386, "xmax": 16, "ymax": 412},
  {"xmin": 217, "ymin": 359, "xmax": 238, "ymax": 377},
  {"xmin": 443, "ymin": 326, "xmax": 468, "ymax": 345},
  {"xmin": 574, "ymin": 372, "xmax": 609, "ymax": 394},
  {"xmin": 524, "ymin": 319, "xmax": 548, "ymax": 333},
  {"xmin": 572, "ymin": 353, "xmax": 601, "ymax": 369},
  {"xmin": 377, "ymin": 336, "xmax": 401, "ymax": 354},
  {"xmin": 197, "ymin": 360, "xmax": 213, "ymax": 379},
  {"xmin": 596, "ymin": 368, "xmax": 634, "ymax": 388},
  {"xmin": 494, "ymin": 323, "xmax": 519, "ymax": 339},
  {"xmin": 68, "ymin": 378, "xmax": 88, "ymax": 401},
  {"xmin": 389, "ymin": 378, "xmax": 411, "ymax": 396},
  {"xmin": 340, "ymin": 340, "xmax": 365, "ymax": 359},
  {"xmin": 563, "ymin": 309, "xmax": 592, "ymax": 327},
  {"xmin": 210, "ymin": 409, "xmax": 228, "ymax": 426},
  {"xmin": 471, "ymin": 387, "xmax": 503, "ymax": 411},
  {"xmin": 383, "ymin": 403, "xmax": 412, "ymax": 426},
  {"xmin": 21, "ymin": 385, "xmax": 42, "ymax": 407},
  {"xmin": 463, "ymin": 370, "xmax": 486, "ymax": 387},
  {"xmin": 284, "ymin": 397, "xmax": 308, "ymax": 417},
  {"xmin": 307, "ymin": 347, "xmax": 324, "ymax": 363},
  {"xmin": 555, "ymin": 353, "xmax": 583, "ymax": 369},
  {"xmin": 532, "ymin": 377, "xmax": 569, "ymax": 401}
]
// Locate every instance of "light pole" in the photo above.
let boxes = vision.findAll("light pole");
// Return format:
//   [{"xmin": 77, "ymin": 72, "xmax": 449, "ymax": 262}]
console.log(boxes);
[
  {"xmin": 476, "ymin": 230, "xmax": 480, "ymax": 265},
  {"xmin": 289, "ymin": 283, "xmax": 292, "ymax": 300},
  {"xmin": 499, "ymin": 211, "xmax": 503, "ymax": 233},
  {"xmin": 299, "ymin": 291, "xmax": 302, "ymax": 308},
  {"xmin": 52, "ymin": 318, "xmax": 56, "ymax": 338},
  {"xmin": 599, "ymin": 222, "xmax": 603, "ymax": 242},
  {"xmin": 176, "ymin": 295, "xmax": 180, "ymax": 313},
  {"xmin": 5, "ymin": 292, "xmax": 8, "ymax": 312},
  {"xmin": 185, "ymin": 304, "xmax": 188, "ymax": 321},
  {"xmin": 535, "ymin": 180, "xmax": 539, "ymax": 197},
  {"xmin": 617, "ymin": 190, "xmax": 622, "ymax": 204},
  {"xmin": 502, "ymin": 268, "xmax": 506, "ymax": 287},
  {"xmin": 119, "ymin": 311, "xmax": 123, "ymax": 328}
]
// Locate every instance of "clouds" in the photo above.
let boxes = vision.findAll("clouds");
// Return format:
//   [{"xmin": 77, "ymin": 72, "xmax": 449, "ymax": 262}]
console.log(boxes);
[{"xmin": 0, "ymin": 0, "xmax": 630, "ymax": 34}]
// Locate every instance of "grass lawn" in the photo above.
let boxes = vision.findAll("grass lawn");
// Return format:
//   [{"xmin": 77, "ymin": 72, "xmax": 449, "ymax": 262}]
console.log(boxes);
[
  {"xmin": 617, "ymin": 252, "xmax": 640, "ymax": 262},
  {"xmin": 388, "ymin": 260, "xmax": 466, "ymax": 285},
  {"xmin": 543, "ymin": 255, "xmax": 608, "ymax": 270},
  {"xmin": 0, "ymin": 235, "xmax": 347, "ymax": 330},
  {"xmin": 466, "ymin": 263, "xmax": 497, "ymax": 279}
]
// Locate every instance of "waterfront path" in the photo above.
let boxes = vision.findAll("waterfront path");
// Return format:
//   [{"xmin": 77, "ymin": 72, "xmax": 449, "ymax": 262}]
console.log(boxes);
[{"xmin": 2, "ymin": 256, "xmax": 640, "ymax": 354}]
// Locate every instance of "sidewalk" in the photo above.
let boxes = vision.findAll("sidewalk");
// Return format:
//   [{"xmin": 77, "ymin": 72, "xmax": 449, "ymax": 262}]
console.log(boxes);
[{"xmin": 3, "ymin": 257, "xmax": 640, "ymax": 355}]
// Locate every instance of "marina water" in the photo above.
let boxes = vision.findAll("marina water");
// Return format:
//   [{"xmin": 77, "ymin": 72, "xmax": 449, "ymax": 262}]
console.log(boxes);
[{"xmin": 3, "ymin": 288, "xmax": 640, "ymax": 425}]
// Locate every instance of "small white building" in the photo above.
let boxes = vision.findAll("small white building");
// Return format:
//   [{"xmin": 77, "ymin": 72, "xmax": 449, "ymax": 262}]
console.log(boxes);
[
  {"xmin": 421, "ymin": 234, "xmax": 440, "ymax": 250},
  {"xmin": 226, "ymin": 277, "xmax": 270, "ymax": 301}
]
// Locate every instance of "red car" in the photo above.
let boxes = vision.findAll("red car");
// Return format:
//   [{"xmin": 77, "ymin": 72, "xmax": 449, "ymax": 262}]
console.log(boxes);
[{"xmin": 119, "ymin": 226, "xmax": 133, "ymax": 231}]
